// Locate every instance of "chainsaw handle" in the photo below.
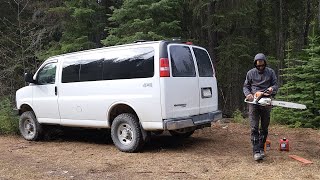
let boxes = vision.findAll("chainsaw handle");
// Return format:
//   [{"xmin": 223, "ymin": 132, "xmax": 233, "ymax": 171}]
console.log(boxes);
[{"xmin": 255, "ymin": 89, "xmax": 269, "ymax": 103}]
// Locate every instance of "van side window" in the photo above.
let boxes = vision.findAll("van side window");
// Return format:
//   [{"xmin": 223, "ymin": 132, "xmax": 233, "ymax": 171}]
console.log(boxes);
[
  {"xmin": 80, "ymin": 59, "xmax": 103, "ymax": 81},
  {"xmin": 62, "ymin": 47, "xmax": 154, "ymax": 83},
  {"xmin": 193, "ymin": 48, "xmax": 214, "ymax": 77},
  {"xmin": 169, "ymin": 46, "xmax": 196, "ymax": 77},
  {"xmin": 62, "ymin": 61, "xmax": 80, "ymax": 83},
  {"xmin": 103, "ymin": 47, "xmax": 154, "ymax": 80},
  {"xmin": 37, "ymin": 63, "xmax": 57, "ymax": 85}
]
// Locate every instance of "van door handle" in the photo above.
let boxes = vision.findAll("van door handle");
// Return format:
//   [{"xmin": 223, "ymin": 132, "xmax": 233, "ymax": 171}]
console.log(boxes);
[{"xmin": 55, "ymin": 86, "xmax": 58, "ymax": 96}]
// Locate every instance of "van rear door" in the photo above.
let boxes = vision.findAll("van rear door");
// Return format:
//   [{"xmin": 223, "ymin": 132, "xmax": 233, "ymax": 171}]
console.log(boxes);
[
  {"xmin": 192, "ymin": 47, "xmax": 218, "ymax": 114},
  {"xmin": 160, "ymin": 44, "xmax": 200, "ymax": 119}
]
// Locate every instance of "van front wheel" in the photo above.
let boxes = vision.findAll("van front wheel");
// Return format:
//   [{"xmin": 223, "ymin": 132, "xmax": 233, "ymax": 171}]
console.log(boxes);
[
  {"xmin": 111, "ymin": 113, "xmax": 144, "ymax": 152},
  {"xmin": 19, "ymin": 111, "xmax": 43, "ymax": 141}
]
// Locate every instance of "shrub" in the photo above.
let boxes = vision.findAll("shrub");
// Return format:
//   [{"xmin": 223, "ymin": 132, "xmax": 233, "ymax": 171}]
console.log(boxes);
[
  {"xmin": 233, "ymin": 109, "xmax": 248, "ymax": 125},
  {"xmin": 0, "ymin": 98, "xmax": 19, "ymax": 134}
]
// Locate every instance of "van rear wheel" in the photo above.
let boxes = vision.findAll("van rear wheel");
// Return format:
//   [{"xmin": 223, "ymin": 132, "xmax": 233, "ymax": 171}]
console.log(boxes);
[
  {"xmin": 111, "ymin": 113, "xmax": 144, "ymax": 152},
  {"xmin": 169, "ymin": 129, "xmax": 195, "ymax": 138},
  {"xmin": 19, "ymin": 111, "xmax": 43, "ymax": 141}
]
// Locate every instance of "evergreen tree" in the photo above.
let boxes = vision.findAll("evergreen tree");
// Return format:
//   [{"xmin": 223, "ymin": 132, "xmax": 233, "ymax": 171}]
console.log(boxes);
[
  {"xmin": 41, "ymin": 0, "xmax": 107, "ymax": 58},
  {"xmin": 272, "ymin": 24, "xmax": 320, "ymax": 128},
  {"xmin": 0, "ymin": 0, "xmax": 46, "ymax": 99},
  {"xmin": 102, "ymin": 0, "xmax": 183, "ymax": 46}
]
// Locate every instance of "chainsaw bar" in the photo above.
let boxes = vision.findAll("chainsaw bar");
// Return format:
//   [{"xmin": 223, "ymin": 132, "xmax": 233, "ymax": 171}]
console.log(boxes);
[
  {"xmin": 271, "ymin": 100, "xmax": 307, "ymax": 109},
  {"xmin": 244, "ymin": 98, "xmax": 307, "ymax": 109}
]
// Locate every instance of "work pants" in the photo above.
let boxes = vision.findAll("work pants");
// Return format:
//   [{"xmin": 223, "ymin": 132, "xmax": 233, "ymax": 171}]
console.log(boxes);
[{"xmin": 248, "ymin": 104, "xmax": 271, "ymax": 153}]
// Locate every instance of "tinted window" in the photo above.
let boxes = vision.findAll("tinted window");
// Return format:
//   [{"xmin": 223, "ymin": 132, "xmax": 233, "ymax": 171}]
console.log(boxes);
[
  {"xmin": 169, "ymin": 46, "xmax": 196, "ymax": 77},
  {"xmin": 62, "ymin": 60, "xmax": 80, "ymax": 83},
  {"xmin": 79, "ymin": 59, "xmax": 103, "ymax": 81},
  {"xmin": 193, "ymin": 48, "xmax": 213, "ymax": 77},
  {"xmin": 37, "ymin": 63, "xmax": 57, "ymax": 85},
  {"xmin": 103, "ymin": 47, "xmax": 154, "ymax": 80}
]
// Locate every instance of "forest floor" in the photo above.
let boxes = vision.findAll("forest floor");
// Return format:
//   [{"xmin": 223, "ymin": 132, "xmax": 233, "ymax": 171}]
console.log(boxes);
[{"xmin": 0, "ymin": 120, "xmax": 320, "ymax": 180}]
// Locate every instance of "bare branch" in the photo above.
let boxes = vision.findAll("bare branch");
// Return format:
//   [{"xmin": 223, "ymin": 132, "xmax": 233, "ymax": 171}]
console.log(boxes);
[
  {"xmin": 18, "ymin": 0, "xmax": 30, "ymax": 16},
  {"xmin": 0, "ymin": 31, "xmax": 21, "ymax": 47},
  {"xmin": 0, "ymin": 17, "xmax": 17, "ymax": 28},
  {"xmin": 0, "ymin": 43, "xmax": 15, "ymax": 54}
]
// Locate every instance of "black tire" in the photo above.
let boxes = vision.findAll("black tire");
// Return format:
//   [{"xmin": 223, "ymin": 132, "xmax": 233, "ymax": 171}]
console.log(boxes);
[
  {"xmin": 169, "ymin": 130, "xmax": 195, "ymax": 138},
  {"xmin": 111, "ymin": 113, "xmax": 144, "ymax": 152},
  {"xmin": 19, "ymin": 111, "xmax": 43, "ymax": 141}
]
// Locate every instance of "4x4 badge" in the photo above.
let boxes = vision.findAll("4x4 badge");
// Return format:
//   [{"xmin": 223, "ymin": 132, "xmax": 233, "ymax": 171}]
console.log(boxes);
[{"xmin": 143, "ymin": 83, "xmax": 152, "ymax": 87}]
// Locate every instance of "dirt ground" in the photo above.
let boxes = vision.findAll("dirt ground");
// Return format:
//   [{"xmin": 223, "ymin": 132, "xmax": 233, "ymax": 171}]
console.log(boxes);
[{"xmin": 0, "ymin": 120, "xmax": 320, "ymax": 180}]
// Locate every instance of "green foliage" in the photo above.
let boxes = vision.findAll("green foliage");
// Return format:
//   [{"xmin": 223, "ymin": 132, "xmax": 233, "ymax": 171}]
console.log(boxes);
[
  {"xmin": 102, "ymin": 0, "xmax": 183, "ymax": 46},
  {"xmin": 40, "ymin": 0, "xmax": 107, "ymax": 59},
  {"xmin": 272, "ymin": 27, "xmax": 320, "ymax": 128},
  {"xmin": 1, "ymin": 0, "xmax": 320, "ymax": 130},
  {"xmin": 233, "ymin": 109, "xmax": 247, "ymax": 125},
  {"xmin": 0, "ymin": 98, "xmax": 19, "ymax": 135}
]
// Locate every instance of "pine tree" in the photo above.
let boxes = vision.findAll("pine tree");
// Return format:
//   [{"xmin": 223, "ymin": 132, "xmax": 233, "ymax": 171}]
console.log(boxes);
[
  {"xmin": 272, "ymin": 23, "xmax": 320, "ymax": 128},
  {"xmin": 102, "ymin": 0, "xmax": 183, "ymax": 46},
  {"xmin": 40, "ymin": 0, "xmax": 107, "ymax": 58}
]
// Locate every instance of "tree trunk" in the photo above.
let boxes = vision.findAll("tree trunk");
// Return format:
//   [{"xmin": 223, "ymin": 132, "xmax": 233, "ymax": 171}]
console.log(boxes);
[
  {"xmin": 318, "ymin": 0, "xmax": 320, "ymax": 28},
  {"xmin": 277, "ymin": 0, "xmax": 284, "ymax": 86},
  {"xmin": 257, "ymin": 0, "xmax": 264, "ymax": 51},
  {"xmin": 207, "ymin": 1, "xmax": 218, "ymax": 64},
  {"xmin": 303, "ymin": 0, "xmax": 311, "ymax": 46}
]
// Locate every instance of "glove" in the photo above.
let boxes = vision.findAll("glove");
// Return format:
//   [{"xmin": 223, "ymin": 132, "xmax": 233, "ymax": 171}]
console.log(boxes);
[{"xmin": 246, "ymin": 94, "xmax": 254, "ymax": 102}]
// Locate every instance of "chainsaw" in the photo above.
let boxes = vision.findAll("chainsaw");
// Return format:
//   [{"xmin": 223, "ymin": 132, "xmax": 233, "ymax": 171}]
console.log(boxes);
[{"xmin": 244, "ymin": 90, "xmax": 307, "ymax": 109}]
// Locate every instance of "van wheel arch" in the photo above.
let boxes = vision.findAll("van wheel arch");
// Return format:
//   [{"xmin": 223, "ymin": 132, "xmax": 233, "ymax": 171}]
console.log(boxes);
[
  {"xmin": 19, "ymin": 104, "xmax": 34, "ymax": 115},
  {"xmin": 108, "ymin": 104, "xmax": 138, "ymax": 126}
]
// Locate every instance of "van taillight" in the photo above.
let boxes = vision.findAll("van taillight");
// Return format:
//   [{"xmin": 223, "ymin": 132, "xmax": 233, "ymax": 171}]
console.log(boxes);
[{"xmin": 160, "ymin": 58, "xmax": 170, "ymax": 77}]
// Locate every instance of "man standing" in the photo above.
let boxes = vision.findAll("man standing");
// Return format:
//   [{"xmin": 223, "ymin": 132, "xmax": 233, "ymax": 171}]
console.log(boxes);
[{"xmin": 243, "ymin": 53, "xmax": 278, "ymax": 161}]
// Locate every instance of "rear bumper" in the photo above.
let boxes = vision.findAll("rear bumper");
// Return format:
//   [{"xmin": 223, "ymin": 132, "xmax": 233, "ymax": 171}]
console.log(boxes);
[{"xmin": 163, "ymin": 110, "xmax": 222, "ymax": 130}]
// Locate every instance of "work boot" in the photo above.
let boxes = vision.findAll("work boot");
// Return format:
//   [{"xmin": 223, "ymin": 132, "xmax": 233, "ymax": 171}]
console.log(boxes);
[
  {"xmin": 253, "ymin": 153, "xmax": 263, "ymax": 161},
  {"xmin": 260, "ymin": 150, "xmax": 265, "ymax": 158}
]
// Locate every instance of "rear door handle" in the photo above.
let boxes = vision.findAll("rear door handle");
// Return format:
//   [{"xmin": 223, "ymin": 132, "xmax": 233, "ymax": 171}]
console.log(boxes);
[{"xmin": 55, "ymin": 86, "xmax": 58, "ymax": 96}]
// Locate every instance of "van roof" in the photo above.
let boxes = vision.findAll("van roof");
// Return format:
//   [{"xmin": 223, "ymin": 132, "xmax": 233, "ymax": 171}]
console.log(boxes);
[
  {"xmin": 48, "ymin": 40, "xmax": 199, "ymax": 61},
  {"xmin": 48, "ymin": 41, "xmax": 162, "ymax": 60}
]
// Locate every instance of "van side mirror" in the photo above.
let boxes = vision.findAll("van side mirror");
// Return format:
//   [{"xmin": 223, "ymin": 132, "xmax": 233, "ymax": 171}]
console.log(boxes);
[{"xmin": 24, "ymin": 73, "xmax": 36, "ymax": 83}]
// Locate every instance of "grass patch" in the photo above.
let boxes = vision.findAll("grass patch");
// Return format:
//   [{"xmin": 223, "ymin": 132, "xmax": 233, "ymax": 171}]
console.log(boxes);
[{"xmin": 232, "ymin": 109, "xmax": 249, "ymax": 125}]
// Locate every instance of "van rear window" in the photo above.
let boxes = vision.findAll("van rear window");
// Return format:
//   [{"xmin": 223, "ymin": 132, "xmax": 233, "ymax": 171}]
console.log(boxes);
[
  {"xmin": 193, "ymin": 48, "xmax": 213, "ymax": 77},
  {"xmin": 62, "ymin": 47, "xmax": 154, "ymax": 83},
  {"xmin": 169, "ymin": 45, "xmax": 196, "ymax": 77}
]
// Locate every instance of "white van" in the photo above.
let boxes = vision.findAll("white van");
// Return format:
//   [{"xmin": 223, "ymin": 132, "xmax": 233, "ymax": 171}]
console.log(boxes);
[{"xmin": 16, "ymin": 40, "xmax": 222, "ymax": 152}]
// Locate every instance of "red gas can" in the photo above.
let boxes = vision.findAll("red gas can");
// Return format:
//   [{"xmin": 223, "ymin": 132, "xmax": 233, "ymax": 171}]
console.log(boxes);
[{"xmin": 279, "ymin": 138, "xmax": 289, "ymax": 151}]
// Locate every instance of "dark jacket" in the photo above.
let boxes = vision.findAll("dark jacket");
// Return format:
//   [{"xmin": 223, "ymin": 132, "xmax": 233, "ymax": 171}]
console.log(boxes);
[{"xmin": 243, "ymin": 67, "xmax": 278, "ymax": 96}]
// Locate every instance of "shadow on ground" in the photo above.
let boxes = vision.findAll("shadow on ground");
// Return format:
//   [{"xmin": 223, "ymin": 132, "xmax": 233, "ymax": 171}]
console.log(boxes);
[{"xmin": 41, "ymin": 126, "xmax": 210, "ymax": 152}]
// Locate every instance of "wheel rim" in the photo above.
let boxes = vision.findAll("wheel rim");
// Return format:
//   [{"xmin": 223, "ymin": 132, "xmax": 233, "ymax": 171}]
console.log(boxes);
[
  {"xmin": 23, "ymin": 118, "xmax": 35, "ymax": 138},
  {"xmin": 117, "ymin": 123, "xmax": 134, "ymax": 145}
]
